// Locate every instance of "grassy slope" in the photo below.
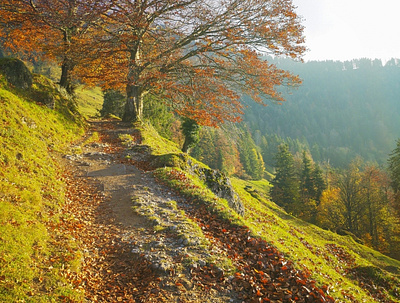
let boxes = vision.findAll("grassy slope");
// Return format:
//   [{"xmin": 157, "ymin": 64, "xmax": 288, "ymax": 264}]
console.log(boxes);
[
  {"xmin": 2, "ymin": 70, "xmax": 400, "ymax": 302},
  {"xmin": 0, "ymin": 74, "xmax": 85, "ymax": 302},
  {"xmin": 75, "ymin": 86, "xmax": 103, "ymax": 118},
  {"xmin": 232, "ymin": 178, "xmax": 400, "ymax": 301},
  {"xmin": 140, "ymin": 122, "xmax": 400, "ymax": 302}
]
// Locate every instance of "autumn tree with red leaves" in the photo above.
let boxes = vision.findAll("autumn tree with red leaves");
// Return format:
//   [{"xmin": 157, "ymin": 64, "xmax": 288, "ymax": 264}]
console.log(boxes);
[
  {"xmin": 0, "ymin": 0, "xmax": 111, "ymax": 93},
  {"xmin": 78, "ymin": 0, "xmax": 305, "ymax": 125}
]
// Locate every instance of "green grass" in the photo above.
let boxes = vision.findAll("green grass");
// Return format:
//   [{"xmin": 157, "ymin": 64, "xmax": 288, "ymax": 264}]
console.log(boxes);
[
  {"xmin": 139, "ymin": 121, "xmax": 182, "ymax": 155},
  {"xmin": 0, "ymin": 74, "xmax": 84, "ymax": 302},
  {"xmin": 74, "ymin": 86, "xmax": 103, "ymax": 117},
  {"xmin": 136, "ymin": 119, "xmax": 400, "ymax": 302},
  {"xmin": 230, "ymin": 176, "xmax": 400, "ymax": 302}
]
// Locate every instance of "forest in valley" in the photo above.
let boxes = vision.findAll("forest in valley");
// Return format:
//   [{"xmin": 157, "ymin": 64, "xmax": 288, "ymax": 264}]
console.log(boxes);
[
  {"xmin": 246, "ymin": 58, "xmax": 400, "ymax": 259},
  {"xmin": 245, "ymin": 57, "xmax": 400, "ymax": 168}
]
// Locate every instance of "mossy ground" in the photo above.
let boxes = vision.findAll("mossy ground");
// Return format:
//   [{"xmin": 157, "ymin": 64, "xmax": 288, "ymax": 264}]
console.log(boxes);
[{"xmin": 0, "ymin": 74, "xmax": 84, "ymax": 302}]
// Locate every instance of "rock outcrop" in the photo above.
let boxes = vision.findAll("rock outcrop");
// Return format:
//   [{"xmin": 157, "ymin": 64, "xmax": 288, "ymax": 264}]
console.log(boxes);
[
  {"xmin": 189, "ymin": 162, "xmax": 245, "ymax": 217},
  {"xmin": 0, "ymin": 58, "xmax": 32, "ymax": 89},
  {"xmin": 148, "ymin": 152, "xmax": 245, "ymax": 216}
]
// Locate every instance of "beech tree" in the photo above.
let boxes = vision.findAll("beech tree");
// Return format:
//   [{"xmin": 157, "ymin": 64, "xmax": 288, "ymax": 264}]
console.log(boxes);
[
  {"xmin": 0, "ymin": 0, "xmax": 110, "ymax": 93},
  {"xmin": 360, "ymin": 165, "xmax": 393, "ymax": 250},
  {"xmin": 79, "ymin": 0, "xmax": 305, "ymax": 125}
]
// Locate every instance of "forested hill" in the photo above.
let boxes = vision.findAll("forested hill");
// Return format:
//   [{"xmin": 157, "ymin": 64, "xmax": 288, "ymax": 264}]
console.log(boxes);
[{"xmin": 244, "ymin": 58, "xmax": 400, "ymax": 167}]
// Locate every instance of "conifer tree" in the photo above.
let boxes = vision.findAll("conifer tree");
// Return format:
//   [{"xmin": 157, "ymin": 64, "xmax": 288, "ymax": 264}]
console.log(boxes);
[
  {"xmin": 388, "ymin": 139, "xmax": 400, "ymax": 216},
  {"xmin": 300, "ymin": 151, "xmax": 315, "ymax": 201},
  {"xmin": 239, "ymin": 129, "xmax": 265, "ymax": 180},
  {"xmin": 271, "ymin": 144, "xmax": 299, "ymax": 212},
  {"xmin": 181, "ymin": 118, "xmax": 201, "ymax": 153},
  {"xmin": 388, "ymin": 139, "xmax": 400, "ymax": 195},
  {"xmin": 312, "ymin": 163, "xmax": 327, "ymax": 204},
  {"xmin": 298, "ymin": 151, "xmax": 320, "ymax": 221}
]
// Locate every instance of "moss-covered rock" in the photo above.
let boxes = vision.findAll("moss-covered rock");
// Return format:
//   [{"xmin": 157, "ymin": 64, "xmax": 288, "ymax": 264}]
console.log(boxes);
[
  {"xmin": 150, "ymin": 153, "xmax": 190, "ymax": 170},
  {"xmin": 149, "ymin": 152, "xmax": 245, "ymax": 216},
  {"xmin": 0, "ymin": 58, "xmax": 32, "ymax": 89},
  {"xmin": 188, "ymin": 160, "xmax": 245, "ymax": 216}
]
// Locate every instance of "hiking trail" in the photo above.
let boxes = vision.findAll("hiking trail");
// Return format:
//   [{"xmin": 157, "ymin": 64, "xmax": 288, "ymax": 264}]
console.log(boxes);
[{"xmin": 61, "ymin": 119, "xmax": 333, "ymax": 303}]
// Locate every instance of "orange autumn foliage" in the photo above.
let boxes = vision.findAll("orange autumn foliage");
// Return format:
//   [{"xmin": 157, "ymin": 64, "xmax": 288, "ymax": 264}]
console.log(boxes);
[
  {"xmin": 77, "ymin": 0, "xmax": 306, "ymax": 126},
  {"xmin": 1, "ymin": 0, "xmax": 305, "ymax": 126},
  {"xmin": 0, "ymin": 0, "xmax": 111, "ymax": 91}
]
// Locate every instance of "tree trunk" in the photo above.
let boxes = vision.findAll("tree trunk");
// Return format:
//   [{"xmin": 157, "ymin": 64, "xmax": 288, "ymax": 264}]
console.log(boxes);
[
  {"xmin": 182, "ymin": 138, "xmax": 191, "ymax": 153},
  {"xmin": 123, "ymin": 84, "xmax": 143, "ymax": 122},
  {"xmin": 59, "ymin": 28, "xmax": 75, "ymax": 94},
  {"xmin": 59, "ymin": 57, "xmax": 74, "ymax": 94}
]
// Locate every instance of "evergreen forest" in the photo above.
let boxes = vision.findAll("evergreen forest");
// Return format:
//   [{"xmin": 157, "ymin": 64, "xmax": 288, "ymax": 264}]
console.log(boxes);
[{"xmin": 244, "ymin": 57, "xmax": 400, "ymax": 168}]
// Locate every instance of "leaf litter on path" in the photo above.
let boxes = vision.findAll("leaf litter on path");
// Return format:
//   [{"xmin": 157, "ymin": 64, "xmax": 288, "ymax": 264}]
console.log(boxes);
[
  {"xmin": 62, "ymin": 120, "xmax": 233, "ymax": 302},
  {"xmin": 61, "ymin": 120, "xmax": 335, "ymax": 302}
]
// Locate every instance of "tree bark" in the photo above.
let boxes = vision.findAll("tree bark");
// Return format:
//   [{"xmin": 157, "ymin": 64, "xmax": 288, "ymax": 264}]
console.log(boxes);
[
  {"xmin": 59, "ymin": 57, "xmax": 74, "ymax": 93},
  {"xmin": 59, "ymin": 29, "xmax": 75, "ymax": 94},
  {"xmin": 123, "ymin": 84, "xmax": 143, "ymax": 122}
]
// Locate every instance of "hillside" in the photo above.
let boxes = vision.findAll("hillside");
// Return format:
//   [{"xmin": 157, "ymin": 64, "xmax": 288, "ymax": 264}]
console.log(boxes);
[
  {"xmin": 244, "ymin": 58, "xmax": 400, "ymax": 167},
  {"xmin": 1, "ymin": 65, "xmax": 400, "ymax": 302},
  {"xmin": 126, "ymin": 122, "xmax": 400, "ymax": 302},
  {"xmin": 0, "ymin": 59, "xmax": 85, "ymax": 301}
]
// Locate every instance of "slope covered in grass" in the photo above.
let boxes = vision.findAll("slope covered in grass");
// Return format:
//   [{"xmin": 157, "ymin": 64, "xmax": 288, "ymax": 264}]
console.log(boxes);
[
  {"xmin": 138, "ymin": 122, "xmax": 400, "ymax": 302},
  {"xmin": 232, "ymin": 177, "xmax": 400, "ymax": 302},
  {"xmin": 0, "ymin": 71, "xmax": 84, "ymax": 302},
  {"xmin": 1, "ymin": 59, "xmax": 400, "ymax": 301},
  {"xmin": 75, "ymin": 86, "xmax": 103, "ymax": 118}
]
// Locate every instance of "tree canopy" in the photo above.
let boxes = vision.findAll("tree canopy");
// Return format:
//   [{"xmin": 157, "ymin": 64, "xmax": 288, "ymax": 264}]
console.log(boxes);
[
  {"xmin": 1, "ymin": 0, "xmax": 305, "ymax": 125},
  {"xmin": 0, "ymin": 0, "xmax": 111, "ymax": 92}
]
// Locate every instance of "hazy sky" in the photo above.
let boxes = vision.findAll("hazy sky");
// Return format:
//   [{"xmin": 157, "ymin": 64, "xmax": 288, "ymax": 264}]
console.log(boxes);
[{"xmin": 292, "ymin": 0, "xmax": 400, "ymax": 62}]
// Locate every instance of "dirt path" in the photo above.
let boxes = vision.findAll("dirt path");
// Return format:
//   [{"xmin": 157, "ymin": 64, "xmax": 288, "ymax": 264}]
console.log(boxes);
[
  {"xmin": 61, "ymin": 120, "xmax": 334, "ymax": 303},
  {"xmin": 62, "ymin": 120, "xmax": 234, "ymax": 302}
]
